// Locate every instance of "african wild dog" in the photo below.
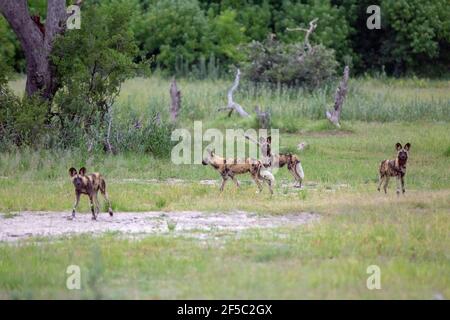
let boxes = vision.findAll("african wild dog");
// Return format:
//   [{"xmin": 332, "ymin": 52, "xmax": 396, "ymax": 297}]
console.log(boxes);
[
  {"xmin": 69, "ymin": 167, "xmax": 113, "ymax": 220},
  {"xmin": 248, "ymin": 136, "xmax": 305, "ymax": 188},
  {"xmin": 377, "ymin": 143, "xmax": 411, "ymax": 195},
  {"xmin": 202, "ymin": 149, "xmax": 275, "ymax": 194}
]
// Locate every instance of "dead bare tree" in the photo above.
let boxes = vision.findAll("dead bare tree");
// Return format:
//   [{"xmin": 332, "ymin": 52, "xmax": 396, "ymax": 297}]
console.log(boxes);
[
  {"xmin": 218, "ymin": 69, "xmax": 249, "ymax": 117},
  {"xmin": 0, "ymin": 0, "xmax": 83, "ymax": 101},
  {"xmin": 254, "ymin": 105, "xmax": 271, "ymax": 129},
  {"xmin": 286, "ymin": 18, "xmax": 318, "ymax": 52},
  {"xmin": 169, "ymin": 77, "xmax": 181, "ymax": 122},
  {"xmin": 326, "ymin": 65, "xmax": 349, "ymax": 128}
]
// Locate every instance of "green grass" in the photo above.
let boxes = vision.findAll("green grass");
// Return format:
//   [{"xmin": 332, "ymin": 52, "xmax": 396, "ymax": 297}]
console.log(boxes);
[
  {"xmin": 1, "ymin": 76, "xmax": 449, "ymax": 299},
  {"xmin": 8, "ymin": 75, "xmax": 450, "ymax": 126},
  {"xmin": 0, "ymin": 196, "xmax": 448, "ymax": 299},
  {"xmin": 0, "ymin": 121, "xmax": 449, "ymax": 213}
]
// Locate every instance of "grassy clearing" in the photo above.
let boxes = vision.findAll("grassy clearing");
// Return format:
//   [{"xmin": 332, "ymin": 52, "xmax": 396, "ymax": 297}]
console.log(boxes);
[
  {"xmin": 0, "ymin": 121, "xmax": 449, "ymax": 213},
  {"xmin": 1, "ymin": 76, "xmax": 449, "ymax": 299},
  {"xmin": 0, "ymin": 193, "xmax": 448, "ymax": 299}
]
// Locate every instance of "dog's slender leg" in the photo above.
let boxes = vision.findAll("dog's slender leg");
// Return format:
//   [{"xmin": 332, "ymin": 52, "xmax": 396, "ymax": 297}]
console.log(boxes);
[
  {"xmin": 401, "ymin": 175, "xmax": 406, "ymax": 194},
  {"xmin": 101, "ymin": 190, "xmax": 113, "ymax": 216},
  {"xmin": 100, "ymin": 180, "xmax": 113, "ymax": 216},
  {"xmin": 94, "ymin": 192, "xmax": 101, "ymax": 216},
  {"xmin": 383, "ymin": 176, "xmax": 390, "ymax": 194},
  {"xmin": 377, "ymin": 174, "xmax": 384, "ymax": 192},
  {"xmin": 220, "ymin": 177, "xmax": 228, "ymax": 192},
  {"xmin": 72, "ymin": 192, "xmax": 80, "ymax": 218},
  {"xmin": 396, "ymin": 176, "xmax": 401, "ymax": 196},
  {"xmin": 252, "ymin": 174, "xmax": 263, "ymax": 193},
  {"xmin": 231, "ymin": 176, "xmax": 240, "ymax": 188},
  {"xmin": 266, "ymin": 178, "xmax": 273, "ymax": 195},
  {"xmin": 89, "ymin": 194, "xmax": 97, "ymax": 220},
  {"xmin": 290, "ymin": 167, "xmax": 300, "ymax": 188}
]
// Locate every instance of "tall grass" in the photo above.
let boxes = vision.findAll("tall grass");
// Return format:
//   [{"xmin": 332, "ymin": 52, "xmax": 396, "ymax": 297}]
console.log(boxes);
[{"xmin": 9, "ymin": 75, "xmax": 450, "ymax": 132}]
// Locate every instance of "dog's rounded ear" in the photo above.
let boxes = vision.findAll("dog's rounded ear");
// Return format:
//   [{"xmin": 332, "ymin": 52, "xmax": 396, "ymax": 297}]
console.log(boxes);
[
  {"xmin": 69, "ymin": 167, "xmax": 77, "ymax": 177},
  {"xmin": 395, "ymin": 143, "xmax": 402, "ymax": 151},
  {"xmin": 78, "ymin": 167, "xmax": 87, "ymax": 176},
  {"xmin": 267, "ymin": 136, "xmax": 272, "ymax": 144},
  {"xmin": 404, "ymin": 143, "xmax": 411, "ymax": 151}
]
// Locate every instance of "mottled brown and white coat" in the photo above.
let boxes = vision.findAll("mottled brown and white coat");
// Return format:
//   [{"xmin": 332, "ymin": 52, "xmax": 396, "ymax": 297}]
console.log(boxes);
[
  {"xmin": 69, "ymin": 167, "xmax": 113, "ymax": 220},
  {"xmin": 202, "ymin": 149, "xmax": 274, "ymax": 194},
  {"xmin": 259, "ymin": 136, "xmax": 305, "ymax": 188},
  {"xmin": 377, "ymin": 143, "xmax": 411, "ymax": 195}
]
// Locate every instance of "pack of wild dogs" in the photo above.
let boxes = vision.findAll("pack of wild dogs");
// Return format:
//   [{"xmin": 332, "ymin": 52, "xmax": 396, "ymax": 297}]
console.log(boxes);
[{"xmin": 69, "ymin": 140, "xmax": 411, "ymax": 220}]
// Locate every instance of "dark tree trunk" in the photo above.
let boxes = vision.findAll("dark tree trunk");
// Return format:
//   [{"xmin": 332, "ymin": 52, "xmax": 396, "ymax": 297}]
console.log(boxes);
[
  {"xmin": 326, "ymin": 65, "xmax": 349, "ymax": 128},
  {"xmin": 169, "ymin": 77, "xmax": 181, "ymax": 122},
  {"xmin": 254, "ymin": 105, "xmax": 271, "ymax": 129},
  {"xmin": 0, "ymin": 0, "xmax": 68, "ymax": 101}
]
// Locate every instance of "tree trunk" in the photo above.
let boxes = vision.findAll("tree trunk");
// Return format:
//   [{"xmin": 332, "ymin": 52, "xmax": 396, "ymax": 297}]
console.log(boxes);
[
  {"xmin": 169, "ymin": 77, "xmax": 181, "ymax": 122},
  {"xmin": 254, "ymin": 105, "xmax": 271, "ymax": 129},
  {"xmin": 326, "ymin": 65, "xmax": 349, "ymax": 128},
  {"xmin": 0, "ymin": 0, "xmax": 69, "ymax": 101}
]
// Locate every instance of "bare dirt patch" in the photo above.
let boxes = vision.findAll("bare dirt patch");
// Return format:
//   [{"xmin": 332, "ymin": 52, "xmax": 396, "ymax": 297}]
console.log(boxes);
[{"xmin": 0, "ymin": 211, "xmax": 319, "ymax": 242}]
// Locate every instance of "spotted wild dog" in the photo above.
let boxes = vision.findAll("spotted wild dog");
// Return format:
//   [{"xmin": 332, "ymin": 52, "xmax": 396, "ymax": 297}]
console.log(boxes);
[
  {"xmin": 246, "ymin": 135, "xmax": 305, "ymax": 188},
  {"xmin": 69, "ymin": 167, "xmax": 113, "ymax": 220},
  {"xmin": 377, "ymin": 143, "xmax": 411, "ymax": 195},
  {"xmin": 202, "ymin": 149, "xmax": 275, "ymax": 194}
]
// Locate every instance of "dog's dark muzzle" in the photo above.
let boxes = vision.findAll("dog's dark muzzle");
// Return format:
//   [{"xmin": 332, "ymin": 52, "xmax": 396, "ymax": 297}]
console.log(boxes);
[
  {"xmin": 73, "ymin": 178, "xmax": 83, "ymax": 188},
  {"xmin": 201, "ymin": 160, "xmax": 208, "ymax": 165}
]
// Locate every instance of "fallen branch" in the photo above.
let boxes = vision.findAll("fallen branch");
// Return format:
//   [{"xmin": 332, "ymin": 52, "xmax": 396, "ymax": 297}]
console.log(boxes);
[
  {"xmin": 286, "ymin": 18, "xmax": 318, "ymax": 52},
  {"xmin": 218, "ymin": 69, "xmax": 249, "ymax": 117},
  {"xmin": 326, "ymin": 65, "xmax": 349, "ymax": 128}
]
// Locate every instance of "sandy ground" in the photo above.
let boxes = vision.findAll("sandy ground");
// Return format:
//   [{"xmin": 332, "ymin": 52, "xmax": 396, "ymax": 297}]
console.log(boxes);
[{"xmin": 0, "ymin": 211, "xmax": 319, "ymax": 242}]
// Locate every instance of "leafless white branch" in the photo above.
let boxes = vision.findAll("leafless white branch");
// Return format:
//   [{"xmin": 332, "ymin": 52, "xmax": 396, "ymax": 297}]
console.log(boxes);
[
  {"xmin": 218, "ymin": 69, "xmax": 249, "ymax": 117},
  {"xmin": 286, "ymin": 18, "xmax": 318, "ymax": 51}
]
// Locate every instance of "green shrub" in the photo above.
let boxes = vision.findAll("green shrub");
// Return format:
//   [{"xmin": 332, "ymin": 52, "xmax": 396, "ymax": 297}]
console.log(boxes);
[
  {"xmin": 242, "ymin": 36, "xmax": 338, "ymax": 89},
  {"xmin": 113, "ymin": 113, "xmax": 175, "ymax": 158},
  {"xmin": 0, "ymin": 66, "xmax": 49, "ymax": 148}
]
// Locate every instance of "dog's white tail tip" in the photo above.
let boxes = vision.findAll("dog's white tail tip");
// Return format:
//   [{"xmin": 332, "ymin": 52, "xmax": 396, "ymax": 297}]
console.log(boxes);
[{"xmin": 296, "ymin": 162, "xmax": 305, "ymax": 180}]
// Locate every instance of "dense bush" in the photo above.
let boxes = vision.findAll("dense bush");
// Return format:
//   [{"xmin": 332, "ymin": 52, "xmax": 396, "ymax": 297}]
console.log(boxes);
[
  {"xmin": 242, "ymin": 36, "xmax": 338, "ymax": 89},
  {"xmin": 0, "ymin": 66, "xmax": 48, "ymax": 148},
  {"xmin": 138, "ymin": 0, "xmax": 211, "ymax": 73},
  {"xmin": 50, "ymin": 0, "xmax": 140, "ymax": 148},
  {"xmin": 2, "ymin": 0, "xmax": 449, "ymax": 76}
]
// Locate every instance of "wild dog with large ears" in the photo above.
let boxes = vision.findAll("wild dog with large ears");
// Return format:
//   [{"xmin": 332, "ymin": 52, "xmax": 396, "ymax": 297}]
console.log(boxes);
[
  {"xmin": 378, "ymin": 143, "xmax": 411, "ymax": 195},
  {"xmin": 202, "ymin": 149, "xmax": 274, "ymax": 194},
  {"xmin": 69, "ymin": 167, "xmax": 113, "ymax": 220},
  {"xmin": 246, "ymin": 135, "xmax": 304, "ymax": 188}
]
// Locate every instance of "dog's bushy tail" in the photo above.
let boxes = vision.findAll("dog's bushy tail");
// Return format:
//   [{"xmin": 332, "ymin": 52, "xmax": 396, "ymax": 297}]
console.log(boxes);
[{"xmin": 295, "ymin": 161, "xmax": 305, "ymax": 180}]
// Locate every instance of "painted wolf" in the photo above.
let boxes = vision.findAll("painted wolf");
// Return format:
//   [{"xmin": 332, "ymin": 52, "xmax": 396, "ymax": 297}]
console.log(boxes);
[
  {"xmin": 247, "ymin": 136, "xmax": 305, "ymax": 188},
  {"xmin": 377, "ymin": 143, "xmax": 411, "ymax": 195},
  {"xmin": 202, "ymin": 149, "xmax": 275, "ymax": 194},
  {"xmin": 69, "ymin": 167, "xmax": 113, "ymax": 220}
]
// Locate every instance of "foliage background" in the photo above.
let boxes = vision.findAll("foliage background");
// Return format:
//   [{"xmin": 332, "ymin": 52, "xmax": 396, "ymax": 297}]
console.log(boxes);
[{"xmin": 1, "ymin": 0, "xmax": 449, "ymax": 76}]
